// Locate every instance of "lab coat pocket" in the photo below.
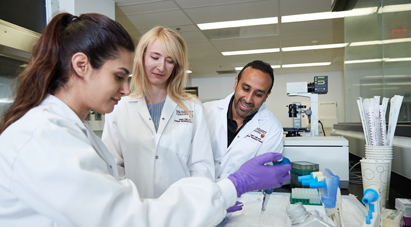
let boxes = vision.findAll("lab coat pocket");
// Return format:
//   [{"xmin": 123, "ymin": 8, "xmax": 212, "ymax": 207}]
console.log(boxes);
[{"xmin": 172, "ymin": 118, "xmax": 193, "ymax": 157}]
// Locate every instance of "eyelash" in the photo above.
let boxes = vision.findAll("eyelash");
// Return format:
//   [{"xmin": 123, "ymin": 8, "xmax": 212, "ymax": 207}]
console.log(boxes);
[
  {"xmin": 151, "ymin": 56, "xmax": 174, "ymax": 64},
  {"xmin": 243, "ymin": 87, "xmax": 263, "ymax": 97},
  {"xmin": 116, "ymin": 75, "xmax": 124, "ymax": 81}
]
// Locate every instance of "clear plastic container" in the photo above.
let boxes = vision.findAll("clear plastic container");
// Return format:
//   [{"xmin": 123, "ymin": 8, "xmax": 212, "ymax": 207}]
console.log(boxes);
[
  {"xmin": 286, "ymin": 202, "xmax": 333, "ymax": 227},
  {"xmin": 395, "ymin": 198, "xmax": 411, "ymax": 217},
  {"xmin": 382, "ymin": 209, "xmax": 403, "ymax": 227}
]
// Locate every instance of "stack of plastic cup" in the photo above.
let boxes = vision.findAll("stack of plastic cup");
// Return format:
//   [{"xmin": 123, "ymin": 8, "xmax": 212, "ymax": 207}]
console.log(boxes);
[{"xmin": 363, "ymin": 145, "xmax": 393, "ymax": 207}]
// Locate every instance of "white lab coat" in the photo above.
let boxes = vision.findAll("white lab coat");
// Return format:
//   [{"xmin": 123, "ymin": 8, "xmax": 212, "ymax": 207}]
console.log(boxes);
[
  {"xmin": 203, "ymin": 93, "xmax": 284, "ymax": 180},
  {"xmin": 0, "ymin": 95, "xmax": 236, "ymax": 227},
  {"xmin": 102, "ymin": 95, "xmax": 215, "ymax": 198}
]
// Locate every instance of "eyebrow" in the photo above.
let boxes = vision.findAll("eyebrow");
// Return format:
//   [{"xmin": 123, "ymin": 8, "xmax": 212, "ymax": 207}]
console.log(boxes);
[
  {"xmin": 242, "ymin": 82, "xmax": 266, "ymax": 94},
  {"xmin": 119, "ymin": 67, "xmax": 130, "ymax": 75}
]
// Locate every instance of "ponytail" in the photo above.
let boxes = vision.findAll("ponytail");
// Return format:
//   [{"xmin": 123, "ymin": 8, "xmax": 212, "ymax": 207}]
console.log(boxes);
[
  {"xmin": 0, "ymin": 13, "xmax": 70, "ymax": 133},
  {"xmin": 0, "ymin": 13, "xmax": 134, "ymax": 134}
]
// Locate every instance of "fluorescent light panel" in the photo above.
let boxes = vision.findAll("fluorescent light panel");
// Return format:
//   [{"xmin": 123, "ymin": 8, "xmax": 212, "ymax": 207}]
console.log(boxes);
[
  {"xmin": 345, "ymin": 59, "xmax": 383, "ymax": 64},
  {"xmin": 345, "ymin": 57, "xmax": 411, "ymax": 64},
  {"xmin": 379, "ymin": 4, "xmax": 411, "ymax": 13},
  {"xmin": 282, "ymin": 12, "xmax": 344, "ymax": 23},
  {"xmin": 197, "ymin": 17, "xmax": 278, "ymax": 30},
  {"xmin": 282, "ymin": 43, "xmax": 347, "ymax": 52},
  {"xmin": 282, "ymin": 62, "xmax": 331, "ymax": 68},
  {"xmin": 222, "ymin": 48, "xmax": 279, "ymax": 56}
]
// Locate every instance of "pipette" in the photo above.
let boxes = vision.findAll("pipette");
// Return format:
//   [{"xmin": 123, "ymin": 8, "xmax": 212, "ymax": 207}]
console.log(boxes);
[{"xmin": 261, "ymin": 157, "xmax": 291, "ymax": 213}]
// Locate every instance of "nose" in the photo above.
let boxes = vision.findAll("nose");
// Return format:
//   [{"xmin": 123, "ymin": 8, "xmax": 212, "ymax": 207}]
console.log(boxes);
[
  {"xmin": 244, "ymin": 92, "xmax": 253, "ymax": 103},
  {"xmin": 120, "ymin": 80, "xmax": 130, "ymax": 96},
  {"xmin": 157, "ymin": 60, "xmax": 165, "ymax": 72}
]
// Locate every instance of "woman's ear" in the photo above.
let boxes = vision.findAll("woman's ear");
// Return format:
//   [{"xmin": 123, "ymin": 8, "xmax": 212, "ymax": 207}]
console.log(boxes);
[{"xmin": 71, "ymin": 52, "xmax": 90, "ymax": 78}]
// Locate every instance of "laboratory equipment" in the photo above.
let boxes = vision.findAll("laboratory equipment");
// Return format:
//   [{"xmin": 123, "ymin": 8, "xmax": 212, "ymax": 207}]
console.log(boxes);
[
  {"xmin": 299, "ymin": 169, "xmax": 344, "ymax": 227},
  {"xmin": 290, "ymin": 161, "xmax": 319, "ymax": 188},
  {"xmin": 381, "ymin": 209, "xmax": 403, "ymax": 227},
  {"xmin": 362, "ymin": 185, "xmax": 382, "ymax": 227},
  {"xmin": 261, "ymin": 157, "xmax": 291, "ymax": 212},
  {"xmin": 285, "ymin": 76, "xmax": 328, "ymax": 137},
  {"xmin": 283, "ymin": 136, "xmax": 349, "ymax": 188},
  {"xmin": 287, "ymin": 202, "xmax": 334, "ymax": 227}
]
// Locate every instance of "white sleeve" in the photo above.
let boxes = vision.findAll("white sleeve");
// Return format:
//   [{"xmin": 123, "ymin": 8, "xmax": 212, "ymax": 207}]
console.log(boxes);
[
  {"xmin": 102, "ymin": 107, "xmax": 125, "ymax": 178},
  {"xmin": 187, "ymin": 103, "xmax": 216, "ymax": 180},
  {"xmin": 10, "ymin": 123, "xmax": 237, "ymax": 227}
]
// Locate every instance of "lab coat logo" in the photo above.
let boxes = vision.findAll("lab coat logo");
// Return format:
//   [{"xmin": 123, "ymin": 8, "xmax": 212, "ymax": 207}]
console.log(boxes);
[
  {"xmin": 174, "ymin": 109, "xmax": 193, "ymax": 123},
  {"xmin": 245, "ymin": 127, "xmax": 267, "ymax": 143}
]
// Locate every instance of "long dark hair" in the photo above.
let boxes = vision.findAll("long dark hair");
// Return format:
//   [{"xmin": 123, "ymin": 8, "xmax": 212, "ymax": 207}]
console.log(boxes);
[{"xmin": 0, "ymin": 13, "xmax": 135, "ymax": 134}]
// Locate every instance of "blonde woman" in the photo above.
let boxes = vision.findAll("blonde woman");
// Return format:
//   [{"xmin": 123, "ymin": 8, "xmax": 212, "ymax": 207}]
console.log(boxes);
[{"xmin": 102, "ymin": 26, "xmax": 215, "ymax": 198}]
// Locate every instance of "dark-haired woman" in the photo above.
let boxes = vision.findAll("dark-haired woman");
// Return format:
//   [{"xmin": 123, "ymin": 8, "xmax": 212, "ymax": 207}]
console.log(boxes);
[{"xmin": 0, "ymin": 13, "xmax": 291, "ymax": 227}]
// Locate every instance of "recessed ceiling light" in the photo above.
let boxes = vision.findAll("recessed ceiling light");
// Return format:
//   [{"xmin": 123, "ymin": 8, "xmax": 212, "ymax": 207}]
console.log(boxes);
[
  {"xmin": 282, "ymin": 43, "xmax": 347, "ymax": 52},
  {"xmin": 222, "ymin": 48, "xmax": 279, "ymax": 56},
  {"xmin": 234, "ymin": 65, "xmax": 280, "ymax": 70},
  {"xmin": 282, "ymin": 62, "xmax": 331, "ymax": 68},
  {"xmin": 385, "ymin": 57, "xmax": 411, "ymax": 62},
  {"xmin": 186, "ymin": 70, "xmax": 192, "ymax": 73},
  {"xmin": 197, "ymin": 17, "xmax": 278, "ymax": 30},
  {"xmin": 345, "ymin": 57, "xmax": 411, "ymax": 64},
  {"xmin": 281, "ymin": 12, "xmax": 344, "ymax": 23},
  {"xmin": 378, "ymin": 4, "xmax": 411, "ymax": 13},
  {"xmin": 349, "ymin": 40, "xmax": 383, "ymax": 46},
  {"xmin": 345, "ymin": 59, "xmax": 383, "ymax": 64},
  {"xmin": 345, "ymin": 7, "xmax": 378, "ymax": 17}
]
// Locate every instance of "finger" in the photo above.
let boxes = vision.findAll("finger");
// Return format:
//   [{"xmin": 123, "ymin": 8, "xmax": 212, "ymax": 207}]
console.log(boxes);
[
  {"xmin": 253, "ymin": 152, "xmax": 283, "ymax": 164},
  {"xmin": 235, "ymin": 201, "xmax": 243, "ymax": 206}
]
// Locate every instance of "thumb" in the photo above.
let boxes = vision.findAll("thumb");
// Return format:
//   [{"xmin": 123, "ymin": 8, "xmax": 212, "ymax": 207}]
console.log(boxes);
[{"xmin": 253, "ymin": 152, "xmax": 283, "ymax": 164}]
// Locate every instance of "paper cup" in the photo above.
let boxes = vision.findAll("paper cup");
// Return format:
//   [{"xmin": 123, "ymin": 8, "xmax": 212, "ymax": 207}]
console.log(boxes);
[
  {"xmin": 361, "ymin": 159, "xmax": 391, "ymax": 207},
  {"xmin": 364, "ymin": 145, "xmax": 393, "ymax": 201}
]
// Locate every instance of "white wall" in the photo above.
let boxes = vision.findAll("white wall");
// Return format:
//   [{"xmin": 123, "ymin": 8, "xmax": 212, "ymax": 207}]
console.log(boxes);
[
  {"xmin": 52, "ymin": 0, "xmax": 114, "ymax": 19},
  {"xmin": 191, "ymin": 71, "xmax": 345, "ymax": 128},
  {"xmin": 75, "ymin": 0, "xmax": 114, "ymax": 19}
]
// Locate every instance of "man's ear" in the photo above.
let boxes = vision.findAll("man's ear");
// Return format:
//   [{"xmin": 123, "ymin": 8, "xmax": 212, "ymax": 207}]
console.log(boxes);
[
  {"xmin": 233, "ymin": 77, "xmax": 239, "ymax": 90},
  {"xmin": 71, "ymin": 52, "xmax": 90, "ymax": 78},
  {"xmin": 263, "ymin": 91, "xmax": 271, "ymax": 103}
]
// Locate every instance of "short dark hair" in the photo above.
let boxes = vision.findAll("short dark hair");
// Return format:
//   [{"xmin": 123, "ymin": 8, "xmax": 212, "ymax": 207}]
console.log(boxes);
[{"xmin": 237, "ymin": 60, "xmax": 274, "ymax": 92}]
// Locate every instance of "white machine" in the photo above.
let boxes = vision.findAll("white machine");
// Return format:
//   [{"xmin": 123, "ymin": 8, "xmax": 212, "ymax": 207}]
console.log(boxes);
[
  {"xmin": 285, "ymin": 76, "xmax": 328, "ymax": 137},
  {"xmin": 283, "ymin": 136, "xmax": 349, "ymax": 189}
]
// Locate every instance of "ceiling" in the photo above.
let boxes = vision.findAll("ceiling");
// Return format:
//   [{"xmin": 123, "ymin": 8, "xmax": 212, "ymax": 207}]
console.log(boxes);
[{"xmin": 114, "ymin": 0, "xmax": 345, "ymax": 78}]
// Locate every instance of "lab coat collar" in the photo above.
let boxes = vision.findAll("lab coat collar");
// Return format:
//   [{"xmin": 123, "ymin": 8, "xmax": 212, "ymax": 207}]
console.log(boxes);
[
  {"xmin": 40, "ymin": 94, "xmax": 87, "ymax": 131},
  {"xmin": 133, "ymin": 95, "xmax": 177, "ymax": 135},
  {"xmin": 221, "ymin": 93, "xmax": 269, "ymax": 150},
  {"xmin": 40, "ymin": 95, "xmax": 119, "ymax": 179},
  {"xmin": 157, "ymin": 95, "xmax": 177, "ymax": 135}
]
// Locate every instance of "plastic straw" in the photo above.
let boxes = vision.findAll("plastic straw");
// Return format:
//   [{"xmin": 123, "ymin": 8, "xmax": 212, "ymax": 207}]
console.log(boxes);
[
  {"xmin": 380, "ymin": 97, "xmax": 389, "ymax": 146},
  {"xmin": 387, "ymin": 95, "xmax": 404, "ymax": 146},
  {"xmin": 357, "ymin": 99, "xmax": 370, "ymax": 145}
]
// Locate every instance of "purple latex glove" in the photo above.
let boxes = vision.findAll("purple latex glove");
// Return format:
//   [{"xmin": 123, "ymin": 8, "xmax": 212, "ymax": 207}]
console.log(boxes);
[
  {"xmin": 226, "ymin": 201, "xmax": 243, "ymax": 213},
  {"xmin": 228, "ymin": 152, "xmax": 291, "ymax": 197}
]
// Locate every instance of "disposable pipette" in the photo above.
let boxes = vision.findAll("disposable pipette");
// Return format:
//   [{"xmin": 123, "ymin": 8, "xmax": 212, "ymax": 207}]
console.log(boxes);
[{"xmin": 261, "ymin": 157, "xmax": 291, "ymax": 213}]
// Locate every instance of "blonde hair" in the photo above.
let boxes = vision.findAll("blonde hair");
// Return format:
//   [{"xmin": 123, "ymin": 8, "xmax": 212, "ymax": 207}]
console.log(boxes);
[{"xmin": 130, "ymin": 26, "xmax": 197, "ymax": 119}]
